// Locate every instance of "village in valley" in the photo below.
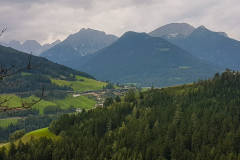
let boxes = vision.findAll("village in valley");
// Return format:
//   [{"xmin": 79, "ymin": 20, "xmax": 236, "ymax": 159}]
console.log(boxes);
[{"xmin": 72, "ymin": 87, "xmax": 131, "ymax": 111}]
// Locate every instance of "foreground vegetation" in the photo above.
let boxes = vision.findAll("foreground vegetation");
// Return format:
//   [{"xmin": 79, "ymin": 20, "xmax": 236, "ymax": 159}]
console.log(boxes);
[{"xmin": 1, "ymin": 70, "xmax": 240, "ymax": 159}]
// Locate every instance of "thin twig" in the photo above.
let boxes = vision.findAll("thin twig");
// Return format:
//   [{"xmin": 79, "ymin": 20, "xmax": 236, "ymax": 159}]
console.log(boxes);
[{"xmin": 0, "ymin": 28, "xmax": 7, "ymax": 36}]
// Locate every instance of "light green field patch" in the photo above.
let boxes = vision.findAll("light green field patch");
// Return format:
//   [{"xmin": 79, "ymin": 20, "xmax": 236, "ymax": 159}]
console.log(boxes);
[
  {"xmin": 21, "ymin": 95, "xmax": 56, "ymax": 114},
  {"xmin": 54, "ymin": 95, "xmax": 95, "ymax": 109},
  {"xmin": 21, "ymin": 72, "xmax": 33, "ymax": 76},
  {"xmin": 73, "ymin": 75, "xmax": 107, "ymax": 91},
  {"xmin": 0, "ymin": 95, "xmax": 55, "ymax": 114},
  {"xmin": 50, "ymin": 79, "xmax": 71, "ymax": 87},
  {"xmin": 179, "ymin": 66, "xmax": 191, "ymax": 69},
  {"xmin": 0, "ymin": 95, "xmax": 23, "ymax": 108},
  {"xmin": 50, "ymin": 75, "xmax": 107, "ymax": 91},
  {"xmin": 155, "ymin": 48, "xmax": 170, "ymax": 52},
  {"xmin": 25, "ymin": 128, "xmax": 61, "ymax": 141},
  {"xmin": 0, "ymin": 118, "xmax": 18, "ymax": 128},
  {"xmin": 142, "ymin": 88, "xmax": 150, "ymax": 92},
  {"xmin": 3, "ymin": 128, "xmax": 61, "ymax": 148},
  {"xmin": 0, "ymin": 93, "xmax": 95, "ymax": 115}
]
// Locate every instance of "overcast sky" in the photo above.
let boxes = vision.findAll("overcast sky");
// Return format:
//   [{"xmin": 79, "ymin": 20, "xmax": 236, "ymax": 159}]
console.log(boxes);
[{"xmin": 0, "ymin": 0, "xmax": 240, "ymax": 45}]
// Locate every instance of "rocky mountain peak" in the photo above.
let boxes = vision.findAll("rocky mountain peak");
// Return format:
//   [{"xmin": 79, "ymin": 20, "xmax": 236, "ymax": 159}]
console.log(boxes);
[{"xmin": 148, "ymin": 23, "xmax": 195, "ymax": 38}]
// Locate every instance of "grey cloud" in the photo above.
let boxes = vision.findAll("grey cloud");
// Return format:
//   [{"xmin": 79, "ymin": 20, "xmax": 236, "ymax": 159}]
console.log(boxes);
[
  {"xmin": 1, "ymin": 0, "xmax": 94, "ymax": 9},
  {"xmin": 0, "ymin": 0, "xmax": 240, "ymax": 45}
]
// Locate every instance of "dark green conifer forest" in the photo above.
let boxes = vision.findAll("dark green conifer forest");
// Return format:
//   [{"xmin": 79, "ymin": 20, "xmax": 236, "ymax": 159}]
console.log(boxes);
[{"xmin": 2, "ymin": 70, "xmax": 240, "ymax": 159}]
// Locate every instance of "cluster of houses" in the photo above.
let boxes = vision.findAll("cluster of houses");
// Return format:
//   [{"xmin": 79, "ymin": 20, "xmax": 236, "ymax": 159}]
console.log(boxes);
[{"xmin": 73, "ymin": 88, "xmax": 133, "ymax": 111}]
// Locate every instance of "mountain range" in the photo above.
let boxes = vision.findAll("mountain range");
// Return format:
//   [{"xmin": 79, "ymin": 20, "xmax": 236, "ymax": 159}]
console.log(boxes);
[
  {"xmin": 40, "ymin": 28, "xmax": 118, "ymax": 64},
  {"xmin": 78, "ymin": 31, "xmax": 223, "ymax": 87},
  {"xmin": 4, "ymin": 23, "xmax": 240, "ymax": 87},
  {"xmin": 0, "ymin": 39, "xmax": 61, "ymax": 56},
  {"xmin": 149, "ymin": 23, "xmax": 240, "ymax": 70}
]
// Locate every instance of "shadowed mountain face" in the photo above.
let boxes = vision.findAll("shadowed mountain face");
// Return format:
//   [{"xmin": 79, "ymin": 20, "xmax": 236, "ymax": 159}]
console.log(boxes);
[
  {"xmin": 40, "ymin": 28, "xmax": 118, "ymax": 64},
  {"xmin": 79, "ymin": 31, "xmax": 223, "ymax": 87},
  {"xmin": 163, "ymin": 26, "xmax": 240, "ymax": 70},
  {"xmin": 0, "ymin": 40, "xmax": 61, "ymax": 56}
]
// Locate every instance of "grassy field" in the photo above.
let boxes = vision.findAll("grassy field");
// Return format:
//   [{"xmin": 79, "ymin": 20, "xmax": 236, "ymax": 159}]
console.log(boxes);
[
  {"xmin": 0, "ymin": 94, "xmax": 95, "ymax": 114},
  {"xmin": 22, "ymin": 95, "xmax": 57, "ymax": 114},
  {"xmin": 54, "ymin": 95, "xmax": 96, "ymax": 109},
  {"xmin": 50, "ymin": 79, "xmax": 71, "ymax": 87},
  {"xmin": 0, "ymin": 94, "xmax": 23, "ymax": 108},
  {"xmin": 21, "ymin": 128, "xmax": 61, "ymax": 142},
  {"xmin": 0, "ymin": 75, "xmax": 107, "ymax": 114},
  {"xmin": 51, "ymin": 75, "xmax": 107, "ymax": 91},
  {"xmin": 0, "ymin": 118, "xmax": 18, "ymax": 128},
  {"xmin": 2, "ymin": 127, "xmax": 61, "ymax": 148},
  {"xmin": 0, "ymin": 95, "xmax": 56, "ymax": 114}
]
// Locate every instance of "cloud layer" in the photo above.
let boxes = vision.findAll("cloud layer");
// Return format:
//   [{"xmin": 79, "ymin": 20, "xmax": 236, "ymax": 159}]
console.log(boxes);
[{"xmin": 0, "ymin": 0, "xmax": 240, "ymax": 44}]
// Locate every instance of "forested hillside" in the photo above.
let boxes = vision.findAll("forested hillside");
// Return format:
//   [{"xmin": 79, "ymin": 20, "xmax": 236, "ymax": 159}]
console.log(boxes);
[
  {"xmin": 2, "ymin": 69, "xmax": 240, "ymax": 159},
  {"xmin": 0, "ymin": 45, "xmax": 95, "ymax": 94}
]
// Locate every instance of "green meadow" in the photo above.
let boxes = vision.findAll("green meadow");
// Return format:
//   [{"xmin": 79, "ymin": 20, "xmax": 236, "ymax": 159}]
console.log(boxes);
[
  {"xmin": 51, "ymin": 75, "xmax": 107, "ymax": 91},
  {"xmin": 0, "ymin": 75, "xmax": 110, "ymax": 115},
  {"xmin": 0, "ymin": 94, "xmax": 23, "ymax": 108},
  {"xmin": 21, "ymin": 127, "xmax": 61, "ymax": 142},
  {"xmin": 0, "ymin": 94, "xmax": 95, "ymax": 114},
  {"xmin": 3, "ymin": 127, "xmax": 61, "ymax": 148},
  {"xmin": 23, "ymin": 95, "xmax": 56, "ymax": 114},
  {"xmin": 0, "ymin": 119, "xmax": 18, "ymax": 128},
  {"xmin": 53, "ymin": 94, "xmax": 96, "ymax": 109}
]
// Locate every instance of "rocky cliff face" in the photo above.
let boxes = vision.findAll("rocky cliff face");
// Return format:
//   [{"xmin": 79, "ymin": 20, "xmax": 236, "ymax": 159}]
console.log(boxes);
[
  {"xmin": 59, "ymin": 28, "xmax": 118, "ymax": 56},
  {"xmin": 40, "ymin": 28, "xmax": 118, "ymax": 63}
]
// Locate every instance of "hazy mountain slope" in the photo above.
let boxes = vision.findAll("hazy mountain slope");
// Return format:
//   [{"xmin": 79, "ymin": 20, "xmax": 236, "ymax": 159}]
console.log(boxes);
[
  {"xmin": 148, "ymin": 23, "xmax": 195, "ymax": 38},
  {"xmin": 79, "ymin": 31, "xmax": 223, "ymax": 87},
  {"xmin": 0, "ymin": 39, "xmax": 61, "ymax": 56},
  {"xmin": 40, "ymin": 28, "xmax": 118, "ymax": 64},
  {"xmin": 166, "ymin": 26, "xmax": 240, "ymax": 70}
]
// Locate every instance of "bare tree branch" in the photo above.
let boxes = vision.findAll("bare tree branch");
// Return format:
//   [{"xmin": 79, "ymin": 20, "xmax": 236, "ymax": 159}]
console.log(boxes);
[
  {"xmin": 0, "ymin": 28, "xmax": 45, "ymax": 113},
  {"xmin": 0, "ymin": 28, "xmax": 7, "ymax": 36},
  {"xmin": 0, "ymin": 87, "xmax": 45, "ymax": 112},
  {"xmin": 0, "ymin": 56, "xmax": 45, "ymax": 78}
]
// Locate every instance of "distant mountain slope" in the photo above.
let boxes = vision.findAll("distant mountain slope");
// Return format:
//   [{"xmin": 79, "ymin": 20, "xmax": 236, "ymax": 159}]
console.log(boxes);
[
  {"xmin": 164, "ymin": 26, "xmax": 240, "ymax": 70},
  {"xmin": 40, "ymin": 28, "xmax": 118, "ymax": 64},
  {"xmin": 79, "ymin": 31, "xmax": 223, "ymax": 87},
  {"xmin": 0, "ymin": 40, "xmax": 61, "ymax": 56},
  {"xmin": 148, "ymin": 23, "xmax": 195, "ymax": 38}
]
